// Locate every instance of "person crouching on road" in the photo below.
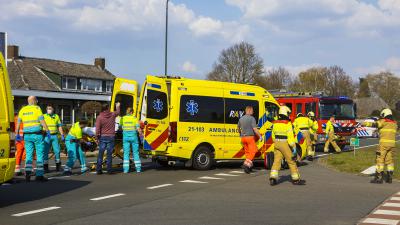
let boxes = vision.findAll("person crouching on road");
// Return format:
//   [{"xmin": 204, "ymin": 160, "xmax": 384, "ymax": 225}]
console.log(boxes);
[
  {"xmin": 323, "ymin": 115, "xmax": 341, "ymax": 153},
  {"xmin": 238, "ymin": 106, "xmax": 263, "ymax": 174},
  {"xmin": 269, "ymin": 106, "xmax": 306, "ymax": 186},
  {"xmin": 121, "ymin": 107, "xmax": 143, "ymax": 173},
  {"xmin": 294, "ymin": 113, "xmax": 313, "ymax": 161},
  {"xmin": 63, "ymin": 119, "xmax": 89, "ymax": 175},
  {"xmin": 307, "ymin": 111, "xmax": 319, "ymax": 161},
  {"xmin": 371, "ymin": 108, "xmax": 398, "ymax": 184},
  {"xmin": 16, "ymin": 96, "xmax": 52, "ymax": 182},
  {"xmin": 43, "ymin": 105, "xmax": 65, "ymax": 173}
]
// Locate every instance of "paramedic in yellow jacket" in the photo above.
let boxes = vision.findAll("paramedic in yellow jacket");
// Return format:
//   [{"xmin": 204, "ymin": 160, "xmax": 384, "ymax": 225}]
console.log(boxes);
[
  {"xmin": 324, "ymin": 115, "xmax": 341, "ymax": 153},
  {"xmin": 371, "ymin": 108, "xmax": 398, "ymax": 184},
  {"xmin": 270, "ymin": 106, "xmax": 306, "ymax": 186},
  {"xmin": 63, "ymin": 120, "xmax": 89, "ymax": 175},
  {"xmin": 293, "ymin": 113, "xmax": 313, "ymax": 161},
  {"xmin": 121, "ymin": 107, "xmax": 143, "ymax": 173},
  {"xmin": 307, "ymin": 111, "xmax": 319, "ymax": 160}
]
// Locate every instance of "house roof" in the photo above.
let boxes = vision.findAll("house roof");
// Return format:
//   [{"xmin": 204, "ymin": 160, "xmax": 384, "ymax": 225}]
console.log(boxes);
[
  {"xmin": 354, "ymin": 97, "xmax": 389, "ymax": 118},
  {"xmin": 8, "ymin": 56, "xmax": 115, "ymax": 92}
]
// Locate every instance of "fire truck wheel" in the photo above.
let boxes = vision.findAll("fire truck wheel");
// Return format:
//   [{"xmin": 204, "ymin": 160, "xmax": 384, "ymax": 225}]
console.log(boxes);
[
  {"xmin": 193, "ymin": 146, "xmax": 214, "ymax": 170},
  {"xmin": 264, "ymin": 152, "xmax": 274, "ymax": 170}
]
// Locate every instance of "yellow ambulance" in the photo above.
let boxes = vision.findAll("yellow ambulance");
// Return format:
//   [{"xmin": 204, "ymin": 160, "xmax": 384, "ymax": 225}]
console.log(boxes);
[
  {"xmin": 0, "ymin": 53, "xmax": 16, "ymax": 183},
  {"xmin": 120, "ymin": 75, "xmax": 307, "ymax": 170}
]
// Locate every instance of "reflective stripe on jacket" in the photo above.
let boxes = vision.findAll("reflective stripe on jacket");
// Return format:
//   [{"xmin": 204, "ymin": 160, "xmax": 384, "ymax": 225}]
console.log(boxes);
[
  {"xmin": 69, "ymin": 122, "xmax": 82, "ymax": 139},
  {"xmin": 378, "ymin": 119, "xmax": 398, "ymax": 147},
  {"xmin": 121, "ymin": 115, "xmax": 139, "ymax": 133},
  {"xmin": 44, "ymin": 114, "xmax": 62, "ymax": 134},
  {"xmin": 325, "ymin": 121, "xmax": 335, "ymax": 135},
  {"xmin": 272, "ymin": 120, "xmax": 295, "ymax": 147},
  {"xmin": 18, "ymin": 105, "xmax": 44, "ymax": 133},
  {"xmin": 294, "ymin": 117, "xmax": 313, "ymax": 130}
]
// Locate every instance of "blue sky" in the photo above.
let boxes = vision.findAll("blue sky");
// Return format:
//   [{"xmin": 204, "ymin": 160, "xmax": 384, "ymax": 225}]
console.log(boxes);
[{"xmin": 1, "ymin": 0, "xmax": 399, "ymax": 83}]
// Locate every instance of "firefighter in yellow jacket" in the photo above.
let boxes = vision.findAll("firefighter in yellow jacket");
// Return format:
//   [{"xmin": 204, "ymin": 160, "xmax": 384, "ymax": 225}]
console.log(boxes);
[
  {"xmin": 371, "ymin": 108, "xmax": 398, "ymax": 184},
  {"xmin": 269, "ymin": 106, "xmax": 306, "ymax": 186},
  {"xmin": 294, "ymin": 113, "xmax": 313, "ymax": 161},
  {"xmin": 308, "ymin": 111, "xmax": 319, "ymax": 161},
  {"xmin": 324, "ymin": 115, "xmax": 341, "ymax": 153}
]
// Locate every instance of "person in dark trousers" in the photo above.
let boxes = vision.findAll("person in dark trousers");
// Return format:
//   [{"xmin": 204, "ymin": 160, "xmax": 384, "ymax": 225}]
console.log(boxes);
[{"xmin": 95, "ymin": 102, "xmax": 120, "ymax": 174}]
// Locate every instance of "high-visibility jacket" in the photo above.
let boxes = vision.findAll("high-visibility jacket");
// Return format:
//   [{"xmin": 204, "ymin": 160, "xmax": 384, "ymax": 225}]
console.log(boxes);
[
  {"xmin": 294, "ymin": 117, "xmax": 313, "ymax": 130},
  {"xmin": 69, "ymin": 122, "xmax": 82, "ymax": 139},
  {"xmin": 120, "ymin": 114, "xmax": 139, "ymax": 133},
  {"xmin": 44, "ymin": 114, "xmax": 62, "ymax": 134},
  {"xmin": 378, "ymin": 119, "xmax": 398, "ymax": 147},
  {"xmin": 18, "ymin": 105, "xmax": 44, "ymax": 133},
  {"xmin": 272, "ymin": 120, "xmax": 295, "ymax": 147},
  {"xmin": 310, "ymin": 120, "xmax": 319, "ymax": 134},
  {"xmin": 325, "ymin": 120, "xmax": 335, "ymax": 134}
]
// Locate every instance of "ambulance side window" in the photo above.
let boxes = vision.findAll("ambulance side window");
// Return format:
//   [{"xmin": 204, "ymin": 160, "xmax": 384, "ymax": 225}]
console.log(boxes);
[
  {"xmin": 179, "ymin": 95, "xmax": 224, "ymax": 123},
  {"xmin": 225, "ymin": 99, "xmax": 259, "ymax": 124},
  {"xmin": 147, "ymin": 90, "xmax": 168, "ymax": 119},
  {"xmin": 265, "ymin": 102, "xmax": 279, "ymax": 121}
]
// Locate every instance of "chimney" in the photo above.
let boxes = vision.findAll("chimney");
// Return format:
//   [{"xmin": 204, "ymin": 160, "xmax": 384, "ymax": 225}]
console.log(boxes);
[
  {"xmin": 7, "ymin": 45, "xmax": 19, "ymax": 59},
  {"xmin": 94, "ymin": 57, "xmax": 105, "ymax": 70}
]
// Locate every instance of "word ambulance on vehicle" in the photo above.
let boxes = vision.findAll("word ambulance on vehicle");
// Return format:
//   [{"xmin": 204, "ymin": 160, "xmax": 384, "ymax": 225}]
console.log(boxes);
[
  {"xmin": 112, "ymin": 75, "xmax": 310, "ymax": 170},
  {"xmin": 0, "ymin": 53, "xmax": 16, "ymax": 184},
  {"xmin": 272, "ymin": 91, "xmax": 357, "ymax": 150}
]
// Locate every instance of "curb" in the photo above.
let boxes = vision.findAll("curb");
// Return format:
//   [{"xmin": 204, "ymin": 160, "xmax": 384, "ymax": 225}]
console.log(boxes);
[{"xmin": 358, "ymin": 191, "xmax": 400, "ymax": 225}]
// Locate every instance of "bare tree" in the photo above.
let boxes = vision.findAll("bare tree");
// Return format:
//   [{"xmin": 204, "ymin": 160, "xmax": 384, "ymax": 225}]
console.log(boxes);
[
  {"xmin": 366, "ymin": 71, "xmax": 400, "ymax": 108},
  {"xmin": 258, "ymin": 67, "xmax": 292, "ymax": 90},
  {"xmin": 326, "ymin": 65, "xmax": 355, "ymax": 97},
  {"xmin": 207, "ymin": 42, "xmax": 264, "ymax": 84}
]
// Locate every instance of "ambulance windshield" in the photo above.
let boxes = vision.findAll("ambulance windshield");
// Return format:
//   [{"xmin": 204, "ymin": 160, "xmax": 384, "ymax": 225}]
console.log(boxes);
[{"xmin": 319, "ymin": 100, "xmax": 355, "ymax": 120}]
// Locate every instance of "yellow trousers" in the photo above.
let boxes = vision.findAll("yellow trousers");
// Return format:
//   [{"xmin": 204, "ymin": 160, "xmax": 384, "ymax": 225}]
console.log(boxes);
[
  {"xmin": 324, "ymin": 132, "xmax": 341, "ymax": 153},
  {"xmin": 301, "ymin": 130, "xmax": 313, "ymax": 157},
  {"xmin": 376, "ymin": 145, "xmax": 395, "ymax": 172},
  {"xmin": 270, "ymin": 141, "xmax": 300, "ymax": 180}
]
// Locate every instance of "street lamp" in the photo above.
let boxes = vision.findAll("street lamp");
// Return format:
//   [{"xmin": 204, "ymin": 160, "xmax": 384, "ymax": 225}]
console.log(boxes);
[{"xmin": 165, "ymin": 0, "xmax": 169, "ymax": 76}]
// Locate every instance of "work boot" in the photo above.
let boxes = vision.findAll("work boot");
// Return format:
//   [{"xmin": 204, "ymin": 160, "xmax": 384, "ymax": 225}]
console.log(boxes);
[
  {"xmin": 370, "ymin": 172, "xmax": 384, "ymax": 184},
  {"xmin": 63, "ymin": 171, "xmax": 72, "ymax": 176},
  {"xmin": 386, "ymin": 171, "xmax": 393, "ymax": 184},
  {"xmin": 35, "ymin": 176, "xmax": 48, "ymax": 182},
  {"xmin": 292, "ymin": 179, "xmax": 306, "ymax": 185},
  {"xmin": 269, "ymin": 178, "xmax": 278, "ymax": 186},
  {"xmin": 244, "ymin": 166, "xmax": 251, "ymax": 174},
  {"xmin": 25, "ymin": 171, "xmax": 32, "ymax": 183},
  {"xmin": 307, "ymin": 156, "xmax": 314, "ymax": 161},
  {"xmin": 44, "ymin": 164, "xmax": 49, "ymax": 173},
  {"xmin": 56, "ymin": 163, "xmax": 61, "ymax": 172}
]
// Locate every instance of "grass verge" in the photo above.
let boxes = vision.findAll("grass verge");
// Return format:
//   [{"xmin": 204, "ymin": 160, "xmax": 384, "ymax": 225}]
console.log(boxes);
[{"xmin": 318, "ymin": 143, "xmax": 400, "ymax": 180}]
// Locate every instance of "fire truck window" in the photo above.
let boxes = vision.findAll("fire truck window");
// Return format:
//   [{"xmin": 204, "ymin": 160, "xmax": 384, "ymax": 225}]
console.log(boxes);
[
  {"xmin": 114, "ymin": 94, "xmax": 134, "ymax": 116},
  {"xmin": 306, "ymin": 103, "xmax": 316, "ymax": 114},
  {"xmin": 265, "ymin": 102, "xmax": 279, "ymax": 121},
  {"xmin": 296, "ymin": 103, "xmax": 302, "ymax": 114}
]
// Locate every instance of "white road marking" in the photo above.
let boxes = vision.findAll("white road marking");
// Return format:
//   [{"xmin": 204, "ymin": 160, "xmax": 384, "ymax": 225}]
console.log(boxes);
[
  {"xmin": 147, "ymin": 184, "xmax": 173, "ymax": 190},
  {"xmin": 374, "ymin": 209, "xmax": 400, "ymax": 216},
  {"xmin": 383, "ymin": 202, "xmax": 400, "ymax": 208},
  {"xmin": 90, "ymin": 193, "xmax": 125, "ymax": 201},
  {"xmin": 215, "ymin": 173, "xmax": 239, "ymax": 177},
  {"xmin": 361, "ymin": 166, "xmax": 376, "ymax": 175},
  {"xmin": 12, "ymin": 206, "xmax": 61, "ymax": 217},
  {"xmin": 391, "ymin": 197, "xmax": 400, "ymax": 201},
  {"xmin": 48, "ymin": 176, "xmax": 70, "ymax": 180},
  {"xmin": 179, "ymin": 180, "xmax": 208, "ymax": 184},
  {"xmin": 230, "ymin": 171, "xmax": 245, "ymax": 174},
  {"xmin": 199, "ymin": 176, "xmax": 224, "ymax": 180},
  {"xmin": 362, "ymin": 218, "xmax": 399, "ymax": 225}
]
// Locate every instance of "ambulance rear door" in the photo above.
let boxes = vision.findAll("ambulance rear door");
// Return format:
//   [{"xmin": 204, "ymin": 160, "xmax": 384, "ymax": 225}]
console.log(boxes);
[
  {"xmin": 140, "ymin": 76, "xmax": 169, "ymax": 151},
  {"xmin": 110, "ymin": 78, "xmax": 138, "ymax": 116}
]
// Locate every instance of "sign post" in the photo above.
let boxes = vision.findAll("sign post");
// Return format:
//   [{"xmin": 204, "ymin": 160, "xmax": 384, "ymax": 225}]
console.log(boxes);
[{"xmin": 350, "ymin": 137, "xmax": 360, "ymax": 156}]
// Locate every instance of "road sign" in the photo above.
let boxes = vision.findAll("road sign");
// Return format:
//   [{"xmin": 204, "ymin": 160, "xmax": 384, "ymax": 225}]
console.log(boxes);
[{"xmin": 350, "ymin": 137, "xmax": 359, "ymax": 147}]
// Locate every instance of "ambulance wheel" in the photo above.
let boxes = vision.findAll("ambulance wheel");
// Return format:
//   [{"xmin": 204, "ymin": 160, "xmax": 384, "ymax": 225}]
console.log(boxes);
[
  {"xmin": 192, "ymin": 146, "xmax": 214, "ymax": 170},
  {"xmin": 264, "ymin": 152, "xmax": 274, "ymax": 170}
]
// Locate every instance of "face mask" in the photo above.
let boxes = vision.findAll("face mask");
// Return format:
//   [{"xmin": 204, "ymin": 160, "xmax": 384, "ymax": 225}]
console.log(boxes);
[{"xmin": 47, "ymin": 110, "xmax": 53, "ymax": 114}]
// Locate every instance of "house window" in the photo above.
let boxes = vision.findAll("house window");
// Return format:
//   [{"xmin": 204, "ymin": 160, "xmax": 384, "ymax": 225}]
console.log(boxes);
[
  {"xmin": 81, "ymin": 79, "xmax": 102, "ymax": 92},
  {"xmin": 62, "ymin": 77, "xmax": 77, "ymax": 90},
  {"xmin": 106, "ymin": 81, "xmax": 113, "ymax": 93}
]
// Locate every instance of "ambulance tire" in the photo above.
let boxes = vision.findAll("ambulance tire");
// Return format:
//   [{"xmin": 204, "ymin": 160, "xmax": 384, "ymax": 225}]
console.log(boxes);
[
  {"xmin": 192, "ymin": 146, "xmax": 214, "ymax": 170},
  {"xmin": 264, "ymin": 152, "xmax": 274, "ymax": 170}
]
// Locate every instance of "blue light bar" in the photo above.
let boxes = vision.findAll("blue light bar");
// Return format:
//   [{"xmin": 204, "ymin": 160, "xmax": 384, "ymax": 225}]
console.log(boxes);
[
  {"xmin": 148, "ymin": 83, "xmax": 161, "ymax": 89},
  {"xmin": 230, "ymin": 91, "xmax": 255, "ymax": 96}
]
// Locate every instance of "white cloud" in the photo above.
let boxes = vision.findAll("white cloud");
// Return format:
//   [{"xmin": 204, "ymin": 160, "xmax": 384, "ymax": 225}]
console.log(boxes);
[
  {"xmin": 181, "ymin": 61, "xmax": 197, "ymax": 73},
  {"xmin": 355, "ymin": 57, "xmax": 400, "ymax": 75},
  {"xmin": 189, "ymin": 17, "xmax": 222, "ymax": 37}
]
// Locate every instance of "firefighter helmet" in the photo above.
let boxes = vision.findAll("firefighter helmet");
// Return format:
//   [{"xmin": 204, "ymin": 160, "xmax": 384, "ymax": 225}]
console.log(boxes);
[
  {"xmin": 296, "ymin": 113, "xmax": 303, "ymax": 117},
  {"xmin": 380, "ymin": 108, "xmax": 393, "ymax": 118},
  {"xmin": 279, "ymin": 106, "xmax": 291, "ymax": 117},
  {"xmin": 307, "ymin": 111, "xmax": 315, "ymax": 117}
]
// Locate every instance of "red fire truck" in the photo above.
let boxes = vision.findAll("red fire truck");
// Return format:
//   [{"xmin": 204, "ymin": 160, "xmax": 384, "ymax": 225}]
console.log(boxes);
[{"xmin": 272, "ymin": 91, "xmax": 358, "ymax": 150}]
